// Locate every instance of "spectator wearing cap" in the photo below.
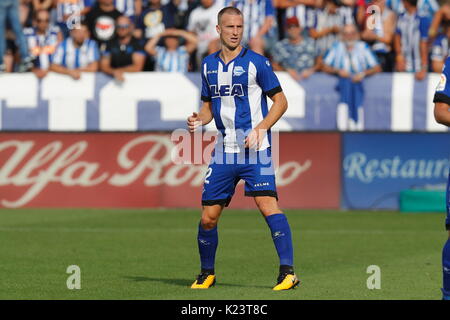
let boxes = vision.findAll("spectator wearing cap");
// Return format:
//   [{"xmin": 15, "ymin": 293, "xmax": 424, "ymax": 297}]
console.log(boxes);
[
  {"xmin": 24, "ymin": 9, "xmax": 63, "ymax": 78},
  {"xmin": 272, "ymin": 16, "xmax": 318, "ymax": 81},
  {"xmin": 50, "ymin": 21, "xmax": 99, "ymax": 80},
  {"xmin": 144, "ymin": 28, "xmax": 197, "ymax": 72},
  {"xmin": 322, "ymin": 24, "xmax": 381, "ymax": 131},
  {"xmin": 394, "ymin": 0, "xmax": 431, "ymax": 81},
  {"xmin": 100, "ymin": 15, "xmax": 146, "ymax": 82},
  {"xmin": 431, "ymin": 21, "xmax": 450, "ymax": 73}
]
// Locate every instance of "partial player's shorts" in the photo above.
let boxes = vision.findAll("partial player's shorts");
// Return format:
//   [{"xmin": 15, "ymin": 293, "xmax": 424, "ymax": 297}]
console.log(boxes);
[
  {"xmin": 446, "ymin": 173, "xmax": 450, "ymax": 231},
  {"xmin": 201, "ymin": 148, "xmax": 277, "ymax": 207}
]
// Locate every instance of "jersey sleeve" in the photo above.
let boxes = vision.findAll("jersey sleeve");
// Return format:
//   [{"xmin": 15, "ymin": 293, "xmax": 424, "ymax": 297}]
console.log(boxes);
[
  {"xmin": 256, "ymin": 57, "xmax": 282, "ymax": 97},
  {"xmin": 433, "ymin": 57, "xmax": 450, "ymax": 104},
  {"xmin": 201, "ymin": 62, "xmax": 211, "ymax": 102}
]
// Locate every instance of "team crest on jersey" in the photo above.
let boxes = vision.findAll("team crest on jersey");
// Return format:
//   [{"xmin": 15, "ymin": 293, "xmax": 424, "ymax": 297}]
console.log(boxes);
[
  {"xmin": 437, "ymin": 74, "xmax": 446, "ymax": 92},
  {"xmin": 210, "ymin": 84, "xmax": 244, "ymax": 98},
  {"xmin": 233, "ymin": 66, "xmax": 246, "ymax": 77}
]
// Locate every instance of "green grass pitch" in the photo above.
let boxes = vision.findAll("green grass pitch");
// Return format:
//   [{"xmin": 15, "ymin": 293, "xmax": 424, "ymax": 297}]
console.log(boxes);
[{"xmin": 0, "ymin": 208, "xmax": 446, "ymax": 300}]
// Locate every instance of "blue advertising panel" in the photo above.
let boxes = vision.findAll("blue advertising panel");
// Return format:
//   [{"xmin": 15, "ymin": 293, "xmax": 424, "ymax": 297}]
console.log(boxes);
[{"xmin": 342, "ymin": 133, "xmax": 450, "ymax": 209}]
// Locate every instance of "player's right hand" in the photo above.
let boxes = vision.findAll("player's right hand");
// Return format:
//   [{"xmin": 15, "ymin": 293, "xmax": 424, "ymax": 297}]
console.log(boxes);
[{"xmin": 187, "ymin": 112, "xmax": 202, "ymax": 132}]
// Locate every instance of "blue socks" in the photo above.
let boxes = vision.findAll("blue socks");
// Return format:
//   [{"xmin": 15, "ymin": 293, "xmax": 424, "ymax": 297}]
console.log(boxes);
[
  {"xmin": 442, "ymin": 238, "xmax": 450, "ymax": 299},
  {"xmin": 197, "ymin": 223, "xmax": 218, "ymax": 272},
  {"xmin": 265, "ymin": 213, "xmax": 294, "ymax": 267}
]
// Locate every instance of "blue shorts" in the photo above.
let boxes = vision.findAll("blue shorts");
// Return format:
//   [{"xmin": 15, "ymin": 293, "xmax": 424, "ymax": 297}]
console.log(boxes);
[
  {"xmin": 446, "ymin": 173, "xmax": 450, "ymax": 230},
  {"xmin": 201, "ymin": 148, "xmax": 277, "ymax": 206}
]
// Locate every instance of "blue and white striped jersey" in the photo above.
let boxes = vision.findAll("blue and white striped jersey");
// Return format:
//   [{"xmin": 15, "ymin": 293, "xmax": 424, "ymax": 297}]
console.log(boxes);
[
  {"xmin": 56, "ymin": 0, "xmax": 92, "ymax": 23},
  {"xmin": 395, "ymin": 11, "xmax": 430, "ymax": 72},
  {"xmin": 323, "ymin": 40, "xmax": 379, "ymax": 74},
  {"xmin": 223, "ymin": 0, "xmax": 275, "ymax": 44},
  {"xmin": 432, "ymin": 34, "xmax": 450, "ymax": 62},
  {"xmin": 285, "ymin": 4, "xmax": 315, "ymax": 29},
  {"xmin": 114, "ymin": 0, "xmax": 135, "ymax": 18},
  {"xmin": 52, "ymin": 37, "xmax": 100, "ymax": 69},
  {"xmin": 24, "ymin": 26, "xmax": 61, "ymax": 70},
  {"xmin": 312, "ymin": 6, "xmax": 355, "ymax": 55},
  {"xmin": 155, "ymin": 46, "xmax": 190, "ymax": 72},
  {"xmin": 386, "ymin": 0, "xmax": 438, "ymax": 18},
  {"xmin": 201, "ymin": 48, "xmax": 281, "ymax": 153}
]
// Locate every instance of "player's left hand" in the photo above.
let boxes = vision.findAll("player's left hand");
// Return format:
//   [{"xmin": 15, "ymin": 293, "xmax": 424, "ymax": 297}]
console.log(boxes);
[{"xmin": 245, "ymin": 128, "xmax": 266, "ymax": 150}]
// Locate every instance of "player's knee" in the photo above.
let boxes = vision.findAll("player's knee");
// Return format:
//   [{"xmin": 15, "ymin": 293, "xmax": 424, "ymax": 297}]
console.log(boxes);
[
  {"xmin": 255, "ymin": 197, "xmax": 279, "ymax": 216},
  {"xmin": 200, "ymin": 216, "xmax": 218, "ymax": 230}
]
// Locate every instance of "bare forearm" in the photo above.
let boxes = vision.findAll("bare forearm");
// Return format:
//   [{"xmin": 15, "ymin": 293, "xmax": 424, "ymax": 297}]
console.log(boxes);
[
  {"xmin": 79, "ymin": 62, "xmax": 98, "ymax": 72},
  {"xmin": 257, "ymin": 92, "xmax": 287, "ymax": 130},
  {"xmin": 198, "ymin": 102, "xmax": 213, "ymax": 125},
  {"xmin": 50, "ymin": 64, "xmax": 72, "ymax": 75},
  {"xmin": 420, "ymin": 41, "xmax": 428, "ymax": 70},
  {"xmin": 257, "ymin": 17, "xmax": 274, "ymax": 37},
  {"xmin": 364, "ymin": 65, "xmax": 381, "ymax": 77}
]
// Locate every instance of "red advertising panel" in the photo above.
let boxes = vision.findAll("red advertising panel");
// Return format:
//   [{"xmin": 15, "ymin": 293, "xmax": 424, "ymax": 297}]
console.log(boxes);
[{"xmin": 0, "ymin": 133, "xmax": 340, "ymax": 209}]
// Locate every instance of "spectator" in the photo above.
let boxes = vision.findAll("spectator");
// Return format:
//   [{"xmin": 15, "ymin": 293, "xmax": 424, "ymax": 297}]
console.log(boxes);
[
  {"xmin": 386, "ymin": 0, "xmax": 438, "ymax": 18},
  {"xmin": 394, "ymin": 0, "xmax": 431, "ymax": 80},
  {"xmin": 50, "ymin": 21, "xmax": 99, "ymax": 79},
  {"xmin": 171, "ymin": 0, "xmax": 198, "ymax": 29},
  {"xmin": 24, "ymin": 9, "xmax": 62, "ymax": 78},
  {"xmin": 0, "ymin": 0, "xmax": 33, "ymax": 73},
  {"xmin": 187, "ymin": 0, "xmax": 221, "ymax": 70},
  {"xmin": 275, "ymin": 0, "xmax": 317, "ymax": 30},
  {"xmin": 134, "ymin": 0, "xmax": 176, "ymax": 41},
  {"xmin": 100, "ymin": 15, "xmax": 145, "ymax": 81},
  {"xmin": 322, "ymin": 24, "xmax": 381, "ymax": 131},
  {"xmin": 114, "ymin": 0, "xmax": 143, "ymax": 21},
  {"xmin": 54, "ymin": 0, "xmax": 93, "ymax": 38},
  {"xmin": 144, "ymin": 28, "xmax": 197, "ymax": 72},
  {"xmin": 360, "ymin": 0, "xmax": 396, "ymax": 72},
  {"xmin": 223, "ymin": 0, "xmax": 276, "ymax": 55},
  {"xmin": 272, "ymin": 16, "xmax": 318, "ymax": 81},
  {"xmin": 85, "ymin": 0, "xmax": 122, "ymax": 50},
  {"xmin": 431, "ymin": 20, "xmax": 450, "ymax": 73},
  {"xmin": 309, "ymin": 0, "xmax": 354, "ymax": 57}
]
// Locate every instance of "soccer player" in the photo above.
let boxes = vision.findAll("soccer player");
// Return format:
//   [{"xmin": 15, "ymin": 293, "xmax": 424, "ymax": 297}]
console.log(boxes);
[
  {"xmin": 187, "ymin": 6, "xmax": 299, "ymax": 291},
  {"xmin": 432, "ymin": 57, "xmax": 450, "ymax": 300}
]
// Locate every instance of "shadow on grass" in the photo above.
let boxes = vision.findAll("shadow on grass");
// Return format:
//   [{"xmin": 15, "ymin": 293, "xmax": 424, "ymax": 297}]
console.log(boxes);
[{"xmin": 123, "ymin": 276, "xmax": 269, "ymax": 289}]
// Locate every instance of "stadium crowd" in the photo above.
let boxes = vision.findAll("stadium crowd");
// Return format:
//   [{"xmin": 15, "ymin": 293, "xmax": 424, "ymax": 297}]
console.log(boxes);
[{"xmin": 0, "ymin": 0, "xmax": 449, "ymax": 81}]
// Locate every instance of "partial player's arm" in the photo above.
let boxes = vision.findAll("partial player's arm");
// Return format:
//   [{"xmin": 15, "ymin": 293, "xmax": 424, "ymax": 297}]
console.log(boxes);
[
  {"xmin": 434, "ymin": 103, "xmax": 450, "ymax": 126},
  {"xmin": 245, "ymin": 91, "xmax": 288, "ymax": 149},
  {"xmin": 187, "ymin": 101, "xmax": 213, "ymax": 132},
  {"xmin": 433, "ymin": 57, "xmax": 450, "ymax": 126}
]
